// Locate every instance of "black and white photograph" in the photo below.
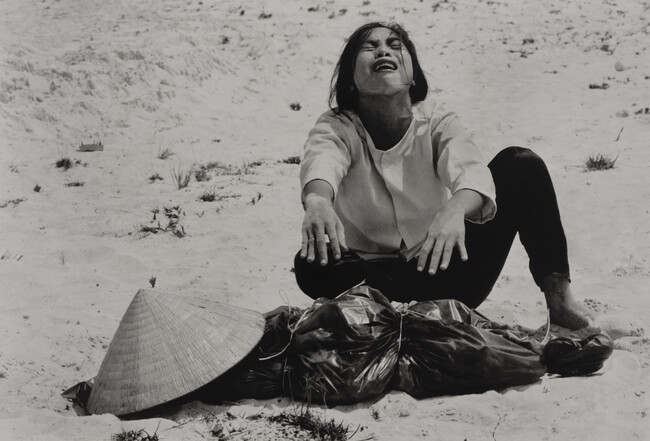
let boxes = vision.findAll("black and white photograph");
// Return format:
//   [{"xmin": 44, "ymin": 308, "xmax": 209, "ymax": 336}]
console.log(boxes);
[{"xmin": 1, "ymin": 0, "xmax": 648, "ymax": 439}]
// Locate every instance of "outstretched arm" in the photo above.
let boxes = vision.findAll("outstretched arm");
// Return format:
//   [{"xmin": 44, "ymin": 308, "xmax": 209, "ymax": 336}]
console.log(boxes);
[{"xmin": 300, "ymin": 179, "xmax": 347, "ymax": 266}]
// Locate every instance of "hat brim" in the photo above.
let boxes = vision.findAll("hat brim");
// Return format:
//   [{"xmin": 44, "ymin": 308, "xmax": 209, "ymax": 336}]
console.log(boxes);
[{"xmin": 87, "ymin": 289, "xmax": 265, "ymax": 415}]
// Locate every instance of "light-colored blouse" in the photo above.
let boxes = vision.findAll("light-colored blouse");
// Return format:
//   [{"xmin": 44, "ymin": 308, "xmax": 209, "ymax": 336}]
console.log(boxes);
[{"xmin": 300, "ymin": 97, "xmax": 497, "ymax": 261}]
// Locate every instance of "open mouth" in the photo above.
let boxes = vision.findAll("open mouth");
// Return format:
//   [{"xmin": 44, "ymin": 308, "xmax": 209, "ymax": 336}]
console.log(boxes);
[{"xmin": 373, "ymin": 60, "xmax": 398, "ymax": 72}]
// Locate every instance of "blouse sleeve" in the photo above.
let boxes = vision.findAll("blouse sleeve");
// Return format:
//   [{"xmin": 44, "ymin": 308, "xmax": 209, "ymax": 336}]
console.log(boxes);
[
  {"xmin": 299, "ymin": 111, "xmax": 353, "ymax": 197},
  {"xmin": 431, "ymin": 112, "xmax": 497, "ymax": 223}
]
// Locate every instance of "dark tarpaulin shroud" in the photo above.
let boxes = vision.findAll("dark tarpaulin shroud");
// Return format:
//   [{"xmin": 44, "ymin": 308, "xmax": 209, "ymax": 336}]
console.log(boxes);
[{"xmin": 209, "ymin": 284, "xmax": 612, "ymax": 405}]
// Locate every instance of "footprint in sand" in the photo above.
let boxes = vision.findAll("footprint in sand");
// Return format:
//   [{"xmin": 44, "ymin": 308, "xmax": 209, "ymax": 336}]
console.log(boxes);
[{"xmin": 583, "ymin": 297, "xmax": 611, "ymax": 314}]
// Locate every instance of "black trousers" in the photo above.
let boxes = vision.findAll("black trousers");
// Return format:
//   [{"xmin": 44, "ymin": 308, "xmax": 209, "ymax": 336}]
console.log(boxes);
[{"xmin": 294, "ymin": 147, "xmax": 570, "ymax": 308}]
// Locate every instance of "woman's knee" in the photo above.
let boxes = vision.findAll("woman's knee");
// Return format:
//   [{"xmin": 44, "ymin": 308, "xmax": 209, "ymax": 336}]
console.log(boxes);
[
  {"xmin": 488, "ymin": 146, "xmax": 550, "ymax": 185},
  {"xmin": 490, "ymin": 146, "xmax": 544, "ymax": 169},
  {"xmin": 293, "ymin": 249, "xmax": 366, "ymax": 300}
]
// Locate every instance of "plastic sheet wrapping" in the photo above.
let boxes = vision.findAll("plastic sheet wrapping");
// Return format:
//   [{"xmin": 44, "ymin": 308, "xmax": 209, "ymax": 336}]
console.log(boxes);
[
  {"xmin": 200, "ymin": 284, "xmax": 613, "ymax": 405},
  {"xmin": 394, "ymin": 304, "xmax": 547, "ymax": 398},
  {"xmin": 405, "ymin": 299, "xmax": 546, "ymax": 354},
  {"xmin": 285, "ymin": 285, "xmax": 400, "ymax": 405},
  {"xmin": 543, "ymin": 333, "xmax": 614, "ymax": 376}
]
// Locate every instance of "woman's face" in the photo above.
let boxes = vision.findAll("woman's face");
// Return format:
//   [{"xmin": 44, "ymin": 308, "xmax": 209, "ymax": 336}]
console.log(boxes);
[{"xmin": 352, "ymin": 27, "xmax": 414, "ymax": 98}]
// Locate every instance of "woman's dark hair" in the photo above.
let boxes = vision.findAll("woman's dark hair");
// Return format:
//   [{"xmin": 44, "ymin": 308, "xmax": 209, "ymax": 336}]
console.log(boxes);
[{"xmin": 329, "ymin": 22, "xmax": 428, "ymax": 112}]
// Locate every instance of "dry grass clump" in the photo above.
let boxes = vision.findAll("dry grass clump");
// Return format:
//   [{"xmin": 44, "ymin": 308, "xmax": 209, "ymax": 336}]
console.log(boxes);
[
  {"xmin": 244, "ymin": 160, "xmax": 263, "ymax": 170},
  {"xmin": 56, "ymin": 157, "xmax": 73, "ymax": 170},
  {"xmin": 194, "ymin": 168, "xmax": 211, "ymax": 182},
  {"xmin": 199, "ymin": 189, "xmax": 240, "ymax": 203},
  {"xmin": 111, "ymin": 428, "xmax": 159, "ymax": 441},
  {"xmin": 585, "ymin": 153, "xmax": 618, "ymax": 171},
  {"xmin": 206, "ymin": 407, "xmax": 355, "ymax": 441},
  {"xmin": 148, "ymin": 173, "xmax": 164, "ymax": 183},
  {"xmin": 171, "ymin": 166, "xmax": 191, "ymax": 189},
  {"xmin": 193, "ymin": 160, "xmax": 263, "ymax": 181},
  {"xmin": 280, "ymin": 155, "xmax": 301, "ymax": 165},
  {"xmin": 196, "ymin": 161, "xmax": 236, "ymax": 176},
  {"xmin": 135, "ymin": 206, "xmax": 186, "ymax": 238},
  {"xmin": 65, "ymin": 181, "xmax": 85, "ymax": 187},
  {"xmin": 199, "ymin": 190, "xmax": 217, "ymax": 202},
  {"xmin": 268, "ymin": 407, "xmax": 352, "ymax": 441},
  {"xmin": 56, "ymin": 158, "xmax": 86, "ymax": 170},
  {"xmin": 157, "ymin": 147, "xmax": 175, "ymax": 160}
]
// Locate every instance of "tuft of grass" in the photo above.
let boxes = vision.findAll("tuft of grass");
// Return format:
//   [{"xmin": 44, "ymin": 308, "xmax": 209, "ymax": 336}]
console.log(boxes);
[
  {"xmin": 171, "ymin": 166, "xmax": 191, "ymax": 189},
  {"xmin": 193, "ymin": 160, "xmax": 262, "ymax": 179},
  {"xmin": 56, "ymin": 158, "xmax": 73, "ymax": 170},
  {"xmin": 194, "ymin": 168, "xmax": 211, "ymax": 182},
  {"xmin": 241, "ymin": 160, "xmax": 263, "ymax": 175},
  {"xmin": 157, "ymin": 147, "xmax": 175, "ymax": 160},
  {"xmin": 148, "ymin": 173, "xmax": 164, "ymax": 183},
  {"xmin": 195, "ymin": 161, "xmax": 235, "ymax": 177},
  {"xmin": 245, "ymin": 160, "xmax": 263, "ymax": 168},
  {"xmin": 268, "ymin": 407, "xmax": 351, "ymax": 441},
  {"xmin": 199, "ymin": 190, "xmax": 216, "ymax": 202},
  {"xmin": 135, "ymin": 205, "xmax": 186, "ymax": 238},
  {"xmin": 65, "ymin": 181, "xmax": 85, "ymax": 187},
  {"xmin": 585, "ymin": 153, "xmax": 618, "ymax": 171},
  {"xmin": 280, "ymin": 155, "xmax": 301, "ymax": 165},
  {"xmin": 111, "ymin": 428, "xmax": 159, "ymax": 441},
  {"xmin": 149, "ymin": 276, "xmax": 156, "ymax": 288}
]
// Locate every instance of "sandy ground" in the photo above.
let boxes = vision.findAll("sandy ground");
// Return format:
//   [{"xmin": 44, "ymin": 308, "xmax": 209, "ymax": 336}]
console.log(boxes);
[{"xmin": 1, "ymin": 0, "xmax": 649, "ymax": 439}]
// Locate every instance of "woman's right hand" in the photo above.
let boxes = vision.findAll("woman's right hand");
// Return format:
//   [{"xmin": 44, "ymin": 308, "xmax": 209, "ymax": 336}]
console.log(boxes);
[{"xmin": 300, "ymin": 193, "xmax": 347, "ymax": 266}]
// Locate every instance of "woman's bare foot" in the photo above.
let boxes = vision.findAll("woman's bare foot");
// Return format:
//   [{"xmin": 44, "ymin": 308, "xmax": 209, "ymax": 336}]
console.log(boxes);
[{"xmin": 543, "ymin": 276, "xmax": 595, "ymax": 330}]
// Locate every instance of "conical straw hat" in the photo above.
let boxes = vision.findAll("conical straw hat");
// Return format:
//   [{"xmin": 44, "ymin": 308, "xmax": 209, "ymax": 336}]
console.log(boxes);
[{"xmin": 87, "ymin": 288, "xmax": 265, "ymax": 415}]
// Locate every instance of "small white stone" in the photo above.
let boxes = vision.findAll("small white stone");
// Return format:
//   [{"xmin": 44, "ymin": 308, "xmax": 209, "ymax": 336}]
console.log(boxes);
[{"xmin": 398, "ymin": 407, "xmax": 410, "ymax": 417}]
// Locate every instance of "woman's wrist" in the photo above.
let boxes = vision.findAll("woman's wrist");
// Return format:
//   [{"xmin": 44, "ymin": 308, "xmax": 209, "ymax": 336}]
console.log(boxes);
[{"xmin": 449, "ymin": 189, "xmax": 485, "ymax": 218}]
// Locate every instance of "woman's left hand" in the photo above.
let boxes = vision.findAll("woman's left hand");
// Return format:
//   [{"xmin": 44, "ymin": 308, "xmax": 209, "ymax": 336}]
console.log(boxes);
[
  {"xmin": 416, "ymin": 189, "xmax": 484, "ymax": 274},
  {"xmin": 416, "ymin": 204, "xmax": 467, "ymax": 275}
]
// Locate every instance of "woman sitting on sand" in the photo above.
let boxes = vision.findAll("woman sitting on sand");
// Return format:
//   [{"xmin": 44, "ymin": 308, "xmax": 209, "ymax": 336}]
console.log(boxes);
[{"xmin": 294, "ymin": 22, "xmax": 593, "ymax": 330}]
